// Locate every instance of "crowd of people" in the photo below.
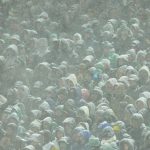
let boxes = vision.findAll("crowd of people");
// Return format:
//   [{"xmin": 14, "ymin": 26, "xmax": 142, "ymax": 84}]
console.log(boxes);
[{"xmin": 0, "ymin": 0, "xmax": 150, "ymax": 149}]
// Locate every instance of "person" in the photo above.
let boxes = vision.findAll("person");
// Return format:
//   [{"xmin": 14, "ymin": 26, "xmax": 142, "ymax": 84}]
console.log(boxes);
[
  {"xmin": 129, "ymin": 113, "xmax": 147, "ymax": 149},
  {"xmin": 86, "ymin": 136, "xmax": 101, "ymax": 150},
  {"xmin": 0, "ymin": 0, "xmax": 150, "ymax": 150},
  {"xmin": 119, "ymin": 138, "xmax": 135, "ymax": 150},
  {"xmin": 141, "ymin": 131, "xmax": 150, "ymax": 150},
  {"xmin": 58, "ymin": 137, "xmax": 70, "ymax": 150},
  {"xmin": 140, "ymin": 97, "xmax": 150, "ymax": 127}
]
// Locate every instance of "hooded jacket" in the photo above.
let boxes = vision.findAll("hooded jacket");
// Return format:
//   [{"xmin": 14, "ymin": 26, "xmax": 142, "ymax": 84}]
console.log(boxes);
[
  {"xmin": 138, "ymin": 66, "xmax": 150, "ymax": 86},
  {"xmin": 66, "ymin": 74, "xmax": 81, "ymax": 102},
  {"xmin": 76, "ymin": 106, "xmax": 90, "ymax": 123},
  {"xmin": 140, "ymin": 98, "xmax": 150, "ymax": 127},
  {"xmin": 136, "ymin": 97, "xmax": 147, "ymax": 109},
  {"xmin": 119, "ymin": 138, "xmax": 135, "ymax": 150},
  {"xmin": 142, "ymin": 131, "xmax": 150, "ymax": 150}
]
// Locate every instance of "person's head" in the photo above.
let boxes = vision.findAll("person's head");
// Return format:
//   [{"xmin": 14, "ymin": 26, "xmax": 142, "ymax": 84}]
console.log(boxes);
[
  {"xmin": 42, "ymin": 117, "xmax": 52, "ymax": 130},
  {"xmin": 144, "ymin": 131, "xmax": 150, "ymax": 148},
  {"xmin": 135, "ymin": 97, "xmax": 147, "ymax": 112},
  {"xmin": 102, "ymin": 41, "xmax": 113, "ymax": 57},
  {"xmin": 88, "ymin": 67, "xmax": 101, "ymax": 83},
  {"xmin": 90, "ymin": 88, "xmax": 103, "ymax": 102},
  {"xmin": 52, "ymin": 66, "xmax": 63, "ymax": 80},
  {"xmin": 30, "ymin": 110, "xmax": 42, "ymax": 122},
  {"xmin": 101, "ymin": 126, "xmax": 115, "ymax": 140},
  {"xmin": 147, "ymin": 98, "xmax": 150, "ymax": 109},
  {"xmin": 64, "ymin": 99, "xmax": 75, "ymax": 113},
  {"xmin": 63, "ymin": 117, "xmax": 76, "ymax": 136},
  {"xmin": 101, "ymin": 59, "xmax": 110, "ymax": 72},
  {"xmin": 18, "ymin": 43, "xmax": 26, "ymax": 55},
  {"xmin": 127, "ymin": 49, "xmax": 136, "ymax": 63},
  {"xmin": 117, "ymin": 55, "xmax": 128, "ymax": 67},
  {"xmin": 117, "ymin": 24, "xmax": 132, "ymax": 40},
  {"xmin": 116, "ymin": 65, "xmax": 127, "ymax": 79},
  {"xmin": 40, "ymin": 130, "xmax": 51, "ymax": 145},
  {"xmin": 79, "ymin": 130, "xmax": 92, "ymax": 145},
  {"xmin": 136, "ymin": 50, "xmax": 146, "ymax": 64},
  {"xmin": 81, "ymin": 88, "xmax": 90, "ymax": 101},
  {"xmin": 29, "ymin": 133, "xmax": 41, "ymax": 149},
  {"xmin": 73, "ymin": 33, "xmax": 83, "ymax": 43},
  {"xmin": 59, "ymin": 64, "xmax": 67, "ymax": 77},
  {"xmin": 83, "ymin": 55, "xmax": 95, "ymax": 69},
  {"xmin": 76, "ymin": 106, "xmax": 90, "ymax": 123},
  {"xmin": 35, "ymin": 18, "xmax": 45, "ymax": 31},
  {"xmin": 71, "ymin": 126, "xmax": 84, "ymax": 142},
  {"xmin": 44, "ymin": 86, "xmax": 56, "ymax": 99},
  {"xmin": 88, "ymin": 136, "xmax": 100, "ymax": 150},
  {"xmin": 38, "ymin": 11, "xmax": 49, "ymax": 22},
  {"xmin": 54, "ymin": 105, "xmax": 65, "ymax": 122},
  {"xmin": 128, "ymin": 74, "xmax": 138, "ymax": 89},
  {"xmin": 104, "ymin": 78, "xmax": 118, "ymax": 94},
  {"xmin": 58, "ymin": 137, "xmax": 70, "ymax": 150},
  {"xmin": 112, "ymin": 121, "xmax": 126, "ymax": 140},
  {"xmin": 118, "ymin": 76, "xmax": 129, "ymax": 89},
  {"xmin": 9, "ymin": 34, "xmax": 20, "ymax": 45},
  {"xmin": 126, "ymin": 66, "xmax": 137, "ymax": 76},
  {"xmin": 95, "ymin": 109, "xmax": 104, "ymax": 123},
  {"xmin": 146, "ymin": 51, "xmax": 150, "ymax": 62},
  {"xmin": 83, "ymin": 28, "xmax": 94, "ymax": 41},
  {"xmin": 130, "ymin": 23, "xmax": 140, "ymax": 34},
  {"xmin": 30, "ymin": 120, "xmax": 41, "ymax": 133},
  {"xmin": 7, "ymin": 112, "xmax": 19, "ymax": 125},
  {"xmin": 51, "ymin": 38, "xmax": 60, "ymax": 50},
  {"xmin": 16, "ymin": 85, "xmax": 30, "ymax": 100},
  {"xmin": 86, "ymin": 47, "xmax": 95, "ymax": 56},
  {"xmin": 97, "ymin": 121, "xmax": 110, "ymax": 139},
  {"xmin": 6, "ymin": 123, "xmax": 18, "ymax": 138},
  {"xmin": 4, "ymin": 44, "xmax": 18, "ymax": 59},
  {"xmin": 66, "ymin": 74, "xmax": 78, "ymax": 89},
  {"xmin": 34, "ymin": 62, "xmax": 50, "ymax": 80},
  {"xmin": 131, "ymin": 40, "xmax": 140, "ymax": 51},
  {"xmin": 124, "ymin": 104, "xmax": 137, "ymax": 125},
  {"xmin": 0, "ymin": 107, "xmax": 12, "ymax": 124},
  {"xmin": 32, "ymin": 81, "xmax": 44, "ymax": 97},
  {"xmin": 119, "ymin": 138, "xmax": 135, "ymax": 150},
  {"xmin": 114, "ymin": 82, "xmax": 126, "ymax": 96},
  {"xmin": 57, "ymin": 87, "xmax": 68, "ymax": 104},
  {"xmin": 55, "ymin": 126, "xmax": 65, "ymax": 140},
  {"xmin": 131, "ymin": 113, "xmax": 144, "ymax": 129},
  {"xmin": 138, "ymin": 66, "xmax": 150, "ymax": 85},
  {"xmin": 0, "ymin": 55, "xmax": 5, "ymax": 71},
  {"xmin": 101, "ymin": 31, "xmax": 113, "ymax": 41}
]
